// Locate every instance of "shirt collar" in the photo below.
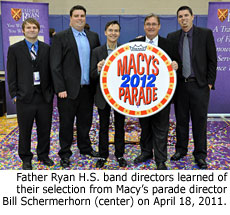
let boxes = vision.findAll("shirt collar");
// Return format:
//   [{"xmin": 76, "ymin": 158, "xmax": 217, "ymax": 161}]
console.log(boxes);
[
  {"xmin": 145, "ymin": 35, "xmax": 159, "ymax": 46},
  {"xmin": 182, "ymin": 25, "xmax": 193, "ymax": 37},
  {"xmin": 106, "ymin": 43, "xmax": 118, "ymax": 51},
  {"xmin": 71, "ymin": 27, "xmax": 86, "ymax": 36},
  {"xmin": 25, "ymin": 39, "xmax": 38, "ymax": 49}
]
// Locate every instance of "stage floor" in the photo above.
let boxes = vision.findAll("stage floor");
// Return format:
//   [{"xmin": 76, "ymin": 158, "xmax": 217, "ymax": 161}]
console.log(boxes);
[{"xmin": 0, "ymin": 106, "xmax": 229, "ymax": 170}]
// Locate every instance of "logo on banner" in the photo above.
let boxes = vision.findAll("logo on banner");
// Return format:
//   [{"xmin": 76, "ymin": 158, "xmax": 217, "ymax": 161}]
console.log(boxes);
[
  {"xmin": 11, "ymin": 8, "xmax": 22, "ymax": 21},
  {"xmin": 100, "ymin": 42, "xmax": 176, "ymax": 118},
  {"xmin": 10, "ymin": 8, "xmax": 40, "ymax": 21},
  {"xmin": 218, "ymin": 9, "xmax": 228, "ymax": 22}
]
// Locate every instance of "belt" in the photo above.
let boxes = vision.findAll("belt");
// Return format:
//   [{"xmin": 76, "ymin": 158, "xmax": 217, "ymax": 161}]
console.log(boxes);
[{"xmin": 182, "ymin": 77, "xmax": 197, "ymax": 83}]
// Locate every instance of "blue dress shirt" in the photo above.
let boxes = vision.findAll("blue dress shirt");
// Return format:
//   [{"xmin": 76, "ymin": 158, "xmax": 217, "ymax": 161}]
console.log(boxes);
[
  {"xmin": 72, "ymin": 27, "xmax": 90, "ymax": 85},
  {"xmin": 25, "ymin": 39, "xmax": 38, "ymax": 55}
]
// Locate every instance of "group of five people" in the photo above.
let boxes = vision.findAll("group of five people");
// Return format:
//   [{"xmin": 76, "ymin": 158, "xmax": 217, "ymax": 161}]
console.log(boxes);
[{"xmin": 7, "ymin": 5, "xmax": 217, "ymax": 170}]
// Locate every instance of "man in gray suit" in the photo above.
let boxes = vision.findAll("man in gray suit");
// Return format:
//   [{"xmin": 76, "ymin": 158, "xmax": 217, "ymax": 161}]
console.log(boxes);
[
  {"xmin": 91, "ymin": 21, "xmax": 127, "ymax": 168},
  {"xmin": 50, "ymin": 5, "xmax": 100, "ymax": 168}
]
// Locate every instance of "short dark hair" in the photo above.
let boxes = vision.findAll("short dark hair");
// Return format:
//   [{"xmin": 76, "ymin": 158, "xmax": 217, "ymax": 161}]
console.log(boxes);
[
  {"xmin": 104, "ymin": 20, "xmax": 121, "ymax": 31},
  {"xmin": 70, "ymin": 5, "xmax": 86, "ymax": 17},
  {"xmin": 177, "ymin": 6, "xmax": 193, "ymax": 17},
  {"xmin": 144, "ymin": 13, "xmax": 160, "ymax": 25},
  {"xmin": 22, "ymin": 18, "xmax": 40, "ymax": 31}
]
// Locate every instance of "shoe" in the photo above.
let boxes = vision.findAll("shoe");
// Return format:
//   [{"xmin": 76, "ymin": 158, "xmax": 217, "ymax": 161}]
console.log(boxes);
[
  {"xmin": 22, "ymin": 161, "xmax": 32, "ymax": 170},
  {"xmin": 117, "ymin": 157, "xmax": 127, "ymax": 167},
  {"xmin": 38, "ymin": 157, "xmax": 54, "ymax": 166},
  {"xmin": 81, "ymin": 150, "xmax": 100, "ymax": 157},
  {"xmin": 60, "ymin": 158, "xmax": 70, "ymax": 168},
  {"xmin": 171, "ymin": 152, "xmax": 185, "ymax": 161},
  {"xmin": 134, "ymin": 154, "xmax": 152, "ymax": 164},
  {"xmin": 195, "ymin": 158, "xmax": 207, "ymax": 169},
  {"xmin": 96, "ymin": 158, "xmax": 106, "ymax": 168},
  {"xmin": 156, "ymin": 162, "xmax": 167, "ymax": 170}
]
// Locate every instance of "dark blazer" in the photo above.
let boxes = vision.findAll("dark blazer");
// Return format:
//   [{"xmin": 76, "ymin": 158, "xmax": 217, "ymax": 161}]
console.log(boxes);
[
  {"xmin": 7, "ymin": 40, "xmax": 53, "ymax": 103},
  {"xmin": 50, "ymin": 27, "xmax": 100, "ymax": 99},
  {"xmin": 91, "ymin": 43, "xmax": 121, "ymax": 110},
  {"xmin": 167, "ymin": 26, "xmax": 217, "ymax": 88}
]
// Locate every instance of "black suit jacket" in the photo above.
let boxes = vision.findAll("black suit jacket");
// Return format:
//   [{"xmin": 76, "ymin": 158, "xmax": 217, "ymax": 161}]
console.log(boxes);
[
  {"xmin": 7, "ymin": 40, "xmax": 53, "ymax": 103},
  {"xmin": 90, "ymin": 43, "xmax": 121, "ymax": 109},
  {"xmin": 50, "ymin": 27, "xmax": 100, "ymax": 99},
  {"xmin": 167, "ymin": 26, "xmax": 217, "ymax": 88}
]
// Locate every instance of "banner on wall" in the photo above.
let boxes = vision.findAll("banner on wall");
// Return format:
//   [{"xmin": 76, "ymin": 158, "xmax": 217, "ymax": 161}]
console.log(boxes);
[
  {"xmin": 207, "ymin": 2, "xmax": 230, "ymax": 115},
  {"xmin": 100, "ymin": 42, "xmax": 176, "ymax": 118},
  {"xmin": 1, "ymin": 1, "xmax": 49, "ymax": 117}
]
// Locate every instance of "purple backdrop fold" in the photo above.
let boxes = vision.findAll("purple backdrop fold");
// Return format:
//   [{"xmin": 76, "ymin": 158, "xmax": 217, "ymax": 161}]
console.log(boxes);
[
  {"xmin": 207, "ymin": 2, "xmax": 230, "ymax": 114},
  {"xmin": 1, "ymin": 1, "xmax": 49, "ymax": 116}
]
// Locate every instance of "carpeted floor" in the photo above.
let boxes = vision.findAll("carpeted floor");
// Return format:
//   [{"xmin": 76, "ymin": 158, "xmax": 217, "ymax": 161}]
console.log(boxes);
[{"xmin": 0, "ymin": 105, "xmax": 230, "ymax": 170}]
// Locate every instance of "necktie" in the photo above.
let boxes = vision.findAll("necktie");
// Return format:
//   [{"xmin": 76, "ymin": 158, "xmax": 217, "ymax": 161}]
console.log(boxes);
[
  {"xmin": 149, "ymin": 40, "xmax": 153, "ymax": 44},
  {"xmin": 31, "ymin": 44, "xmax": 37, "ymax": 60},
  {"xmin": 182, "ymin": 33, "xmax": 191, "ymax": 78}
]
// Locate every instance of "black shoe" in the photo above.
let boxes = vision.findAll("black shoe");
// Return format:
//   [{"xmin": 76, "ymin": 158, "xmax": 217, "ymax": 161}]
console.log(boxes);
[
  {"xmin": 171, "ymin": 152, "xmax": 185, "ymax": 161},
  {"xmin": 195, "ymin": 158, "xmax": 207, "ymax": 169},
  {"xmin": 117, "ymin": 157, "xmax": 127, "ymax": 167},
  {"xmin": 81, "ymin": 150, "xmax": 100, "ymax": 157},
  {"xmin": 96, "ymin": 158, "xmax": 106, "ymax": 168},
  {"xmin": 60, "ymin": 158, "xmax": 70, "ymax": 168},
  {"xmin": 156, "ymin": 162, "xmax": 167, "ymax": 170},
  {"xmin": 22, "ymin": 161, "xmax": 32, "ymax": 170},
  {"xmin": 38, "ymin": 158, "xmax": 54, "ymax": 166},
  {"xmin": 134, "ymin": 154, "xmax": 152, "ymax": 164}
]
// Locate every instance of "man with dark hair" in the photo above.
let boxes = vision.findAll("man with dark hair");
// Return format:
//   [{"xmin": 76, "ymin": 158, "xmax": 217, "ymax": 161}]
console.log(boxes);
[
  {"xmin": 130, "ymin": 14, "xmax": 178, "ymax": 170},
  {"xmin": 167, "ymin": 6, "xmax": 217, "ymax": 169},
  {"xmin": 7, "ymin": 18, "xmax": 54, "ymax": 170},
  {"xmin": 91, "ymin": 20, "xmax": 127, "ymax": 168},
  {"xmin": 50, "ymin": 5, "xmax": 100, "ymax": 168}
]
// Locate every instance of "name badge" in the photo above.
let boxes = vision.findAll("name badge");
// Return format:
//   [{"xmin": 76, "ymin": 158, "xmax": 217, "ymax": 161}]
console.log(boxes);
[{"xmin": 33, "ymin": 71, "xmax": 40, "ymax": 85}]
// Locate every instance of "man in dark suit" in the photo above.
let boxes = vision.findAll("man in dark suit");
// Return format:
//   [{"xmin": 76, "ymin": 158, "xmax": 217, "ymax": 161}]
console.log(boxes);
[
  {"xmin": 167, "ymin": 6, "xmax": 217, "ymax": 169},
  {"xmin": 50, "ymin": 5, "xmax": 100, "ymax": 168},
  {"xmin": 7, "ymin": 18, "xmax": 54, "ymax": 170},
  {"xmin": 91, "ymin": 21, "xmax": 127, "ymax": 168},
  {"xmin": 130, "ymin": 14, "xmax": 178, "ymax": 170}
]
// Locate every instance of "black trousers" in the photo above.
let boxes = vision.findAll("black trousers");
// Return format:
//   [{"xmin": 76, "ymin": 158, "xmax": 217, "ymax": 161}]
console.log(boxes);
[
  {"xmin": 174, "ymin": 80, "xmax": 210, "ymax": 159},
  {"xmin": 16, "ymin": 93, "xmax": 53, "ymax": 162},
  {"xmin": 98, "ymin": 104, "xmax": 125, "ymax": 159},
  {"xmin": 57, "ymin": 86, "xmax": 94, "ymax": 159},
  {"xmin": 139, "ymin": 104, "xmax": 170, "ymax": 163}
]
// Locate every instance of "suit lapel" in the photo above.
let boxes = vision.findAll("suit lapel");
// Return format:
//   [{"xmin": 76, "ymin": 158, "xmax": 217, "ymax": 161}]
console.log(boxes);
[
  {"xmin": 36, "ymin": 40, "xmax": 44, "ymax": 63},
  {"xmin": 102, "ymin": 44, "xmax": 108, "ymax": 60},
  {"xmin": 192, "ymin": 26, "xmax": 199, "ymax": 59},
  {"xmin": 21, "ymin": 40, "xmax": 32, "ymax": 62},
  {"xmin": 68, "ymin": 27, "xmax": 80, "ymax": 62},
  {"xmin": 85, "ymin": 30, "xmax": 93, "ymax": 50}
]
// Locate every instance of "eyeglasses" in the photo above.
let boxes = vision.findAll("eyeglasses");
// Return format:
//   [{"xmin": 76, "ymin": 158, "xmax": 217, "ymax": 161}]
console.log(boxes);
[{"xmin": 145, "ymin": 23, "xmax": 159, "ymax": 27}]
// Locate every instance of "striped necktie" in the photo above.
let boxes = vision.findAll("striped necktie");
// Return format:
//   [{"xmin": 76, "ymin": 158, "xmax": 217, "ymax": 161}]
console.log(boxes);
[
  {"xmin": 31, "ymin": 44, "xmax": 37, "ymax": 60},
  {"xmin": 182, "ymin": 33, "xmax": 191, "ymax": 78}
]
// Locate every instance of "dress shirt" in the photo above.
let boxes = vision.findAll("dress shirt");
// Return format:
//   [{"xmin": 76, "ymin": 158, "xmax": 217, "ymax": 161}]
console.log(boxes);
[
  {"xmin": 72, "ymin": 27, "xmax": 90, "ymax": 85},
  {"xmin": 107, "ymin": 43, "xmax": 117, "ymax": 56},
  {"xmin": 25, "ymin": 39, "xmax": 38, "ymax": 55},
  {"xmin": 145, "ymin": 35, "xmax": 159, "ymax": 46},
  {"xmin": 179, "ymin": 26, "xmax": 195, "ymax": 77}
]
